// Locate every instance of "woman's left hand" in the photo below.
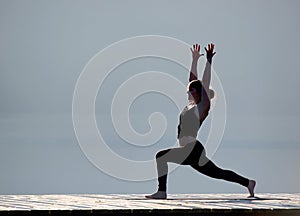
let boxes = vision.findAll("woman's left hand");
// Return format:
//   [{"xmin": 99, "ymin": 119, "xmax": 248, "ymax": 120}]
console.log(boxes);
[{"xmin": 205, "ymin": 43, "xmax": 216, "ymax": 63}]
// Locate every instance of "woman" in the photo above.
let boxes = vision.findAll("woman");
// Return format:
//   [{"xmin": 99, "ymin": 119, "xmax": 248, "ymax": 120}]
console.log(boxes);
[{"xmin": 146, "ymin": 43, "xmax": 256, "ymax": 199}]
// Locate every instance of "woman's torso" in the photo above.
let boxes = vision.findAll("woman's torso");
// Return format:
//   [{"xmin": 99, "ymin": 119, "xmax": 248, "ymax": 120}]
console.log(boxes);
[{"xmin": 177, "ymin": 102, "xmax": 204, "ymax": 146}]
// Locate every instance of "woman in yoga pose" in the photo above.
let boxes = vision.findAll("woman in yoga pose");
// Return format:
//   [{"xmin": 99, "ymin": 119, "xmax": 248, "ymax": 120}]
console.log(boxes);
[{"xmin": 146, "ymin": 43, "xmax": 256, "ymax": 199}]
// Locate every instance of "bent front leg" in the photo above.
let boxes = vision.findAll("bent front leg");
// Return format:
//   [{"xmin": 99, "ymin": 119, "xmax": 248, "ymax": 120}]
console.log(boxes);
[{"xmin": 155, "ymin": 143, "xmax": 200, "ymax": 191}]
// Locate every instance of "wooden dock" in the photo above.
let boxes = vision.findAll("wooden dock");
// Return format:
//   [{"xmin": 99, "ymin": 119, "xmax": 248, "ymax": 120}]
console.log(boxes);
[{"xmin": 0, "ymin": 193, "xmax": 299, "ymax": 215}]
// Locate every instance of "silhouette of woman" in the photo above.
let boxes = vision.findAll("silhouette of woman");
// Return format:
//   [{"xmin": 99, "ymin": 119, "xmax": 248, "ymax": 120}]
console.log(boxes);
[{"xmin": 146, "ymin": 43, "xmax": 256, "ymax": 199}]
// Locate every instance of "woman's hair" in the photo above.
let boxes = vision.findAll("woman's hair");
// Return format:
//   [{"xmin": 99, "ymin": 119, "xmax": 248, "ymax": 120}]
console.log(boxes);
[
  {"xmin": 187, "ymin": 80, "xmax": 203, "ymax": 95},
  {"xmin": 188, "ymin": 79, "xmax": 215, "ymax": 100}
]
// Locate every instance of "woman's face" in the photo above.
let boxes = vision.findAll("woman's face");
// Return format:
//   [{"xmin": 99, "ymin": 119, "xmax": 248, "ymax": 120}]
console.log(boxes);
[{"xmin": 187, "ymin": 87, "xmax": 200, "ymax": 103}]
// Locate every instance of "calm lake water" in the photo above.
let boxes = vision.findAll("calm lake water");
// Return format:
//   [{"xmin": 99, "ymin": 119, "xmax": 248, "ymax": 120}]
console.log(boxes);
[{"xmin": 1, "ymin": 137, "xmax": 299, "ymax": 195}]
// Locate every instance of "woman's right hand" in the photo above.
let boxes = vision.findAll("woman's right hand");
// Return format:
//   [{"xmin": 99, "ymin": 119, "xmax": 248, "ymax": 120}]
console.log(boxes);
[{"xmin": 190, "ymin": 44, "xmax": 204, "ymax": 61}]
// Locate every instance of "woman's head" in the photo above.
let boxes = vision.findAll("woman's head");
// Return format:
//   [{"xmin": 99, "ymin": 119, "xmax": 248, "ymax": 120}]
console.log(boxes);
[
  {"xmin": 187, "ymin": 80, "xmax": 203, "ymax": 103},
  {"xmin": 187, "ymin": 80, "xmax": 215, "ymax": 103}
]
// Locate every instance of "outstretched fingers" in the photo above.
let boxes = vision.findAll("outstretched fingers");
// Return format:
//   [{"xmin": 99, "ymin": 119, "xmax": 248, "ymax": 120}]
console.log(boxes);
[
  {"xmin": 205, "ymin": 43, "xmax": 213, "ymax": 52},
  {"xmin": 205, "ymin": 43, "xmax": 216, "ymax": 56},
  {"xmin": 192, "ymin": 44, "xmax": 201, "ymax": 52},
  {"xmin": 190, "ymin": 43, "xmax": 204, "ymax": 60},
  {"xmin": 196, "ymin": 44, "xmax": 200, "ymax": 52}
]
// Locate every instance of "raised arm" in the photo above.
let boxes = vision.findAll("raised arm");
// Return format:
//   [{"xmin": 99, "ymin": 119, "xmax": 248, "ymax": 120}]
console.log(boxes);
[
  {"xmin": 202, "ymin": 43, "xmax": 216, "ymax": 94},
  {"xmin": 189, "ymin": 44, "xmax": 204, "ymax": 82},
  {"xmin": 197, "ymin": 43, "xmax": 216, "ymax": 122}
]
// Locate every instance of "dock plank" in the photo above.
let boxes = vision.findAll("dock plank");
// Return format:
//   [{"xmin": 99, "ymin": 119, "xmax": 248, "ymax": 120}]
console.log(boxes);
[{"xmin": 0, "ymin": 193, "xmax": 299, "ymax": 215}]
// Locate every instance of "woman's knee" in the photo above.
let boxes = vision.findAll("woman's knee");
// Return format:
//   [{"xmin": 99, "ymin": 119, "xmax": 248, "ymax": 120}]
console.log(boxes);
[{"xmin": 156, "ymin": 149, "xmax": 169, "ymax": 159}]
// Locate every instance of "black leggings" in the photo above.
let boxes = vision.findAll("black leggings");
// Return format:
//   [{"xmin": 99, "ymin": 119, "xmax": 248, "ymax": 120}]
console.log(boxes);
[{"xmin": 155, "ymin": 140, "xmax": 249, "ymax": 192}]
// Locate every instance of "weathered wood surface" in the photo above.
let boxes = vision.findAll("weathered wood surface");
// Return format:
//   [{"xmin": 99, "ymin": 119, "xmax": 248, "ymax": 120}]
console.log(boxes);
[{"xmin": 0, "ymin": 193, "xmax": 299, "ymax": 211}]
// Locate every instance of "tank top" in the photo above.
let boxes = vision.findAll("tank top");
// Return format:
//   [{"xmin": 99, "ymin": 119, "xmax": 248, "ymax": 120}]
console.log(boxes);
[{"xmin": 177, "ymin": 102, "xmax": 202, "ymax": 140}]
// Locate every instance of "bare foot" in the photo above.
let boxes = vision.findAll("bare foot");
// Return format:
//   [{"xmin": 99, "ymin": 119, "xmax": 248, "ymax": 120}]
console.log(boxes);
[{"xmin": 247, "ymin": 180, "xmax": 256, "ymax": 197}]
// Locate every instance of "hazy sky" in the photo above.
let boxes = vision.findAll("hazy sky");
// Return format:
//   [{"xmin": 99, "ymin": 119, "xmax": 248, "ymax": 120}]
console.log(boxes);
[{"xmin": 1, "ymin": 0, "xmax": 299, "ymax": 194}]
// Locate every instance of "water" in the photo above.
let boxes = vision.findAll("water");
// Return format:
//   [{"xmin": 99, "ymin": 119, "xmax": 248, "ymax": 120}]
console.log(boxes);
[{"xmin": 1, "ymin": 135, "xmax": 299, "ymax": 194}]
